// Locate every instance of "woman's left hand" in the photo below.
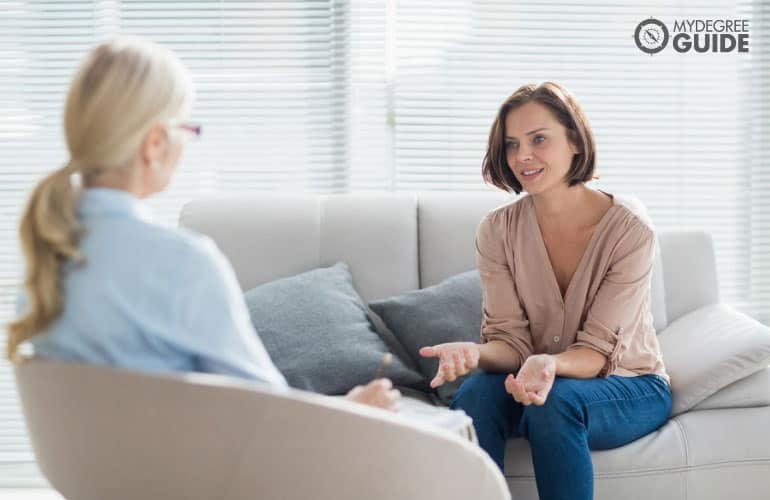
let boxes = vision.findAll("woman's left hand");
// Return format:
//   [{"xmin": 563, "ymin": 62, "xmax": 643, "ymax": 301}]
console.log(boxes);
[{"xmin": 505, "ymin": 354, "xmax": 556, "ymax": 406}]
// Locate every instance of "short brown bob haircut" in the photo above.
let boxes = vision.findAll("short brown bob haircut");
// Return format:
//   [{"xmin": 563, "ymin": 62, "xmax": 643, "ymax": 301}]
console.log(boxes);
[{"xmin": 482, "ymin": 81, "xmax": 596, "ymax": 194}]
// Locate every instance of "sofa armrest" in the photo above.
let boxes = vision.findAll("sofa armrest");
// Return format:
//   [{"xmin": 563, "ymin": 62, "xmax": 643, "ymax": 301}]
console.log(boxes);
[
  {"xmin": 658, "ymin": 231, "xmax": 719, "ymax": 323},
  {"xmin": 658, "ymin": 304, "xmax": 770, "ymax": 417}
]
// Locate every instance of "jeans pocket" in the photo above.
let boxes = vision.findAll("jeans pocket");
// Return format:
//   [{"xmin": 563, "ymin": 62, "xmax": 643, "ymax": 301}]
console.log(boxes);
[{"xmin": 651, "ymin": 373, "xmax": 670, "ymax": 388}]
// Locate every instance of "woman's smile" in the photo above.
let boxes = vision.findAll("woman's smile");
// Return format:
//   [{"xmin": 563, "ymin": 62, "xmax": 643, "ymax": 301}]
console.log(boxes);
[{"xmin": 520, "ymin": 167, "xmax": 544, "ymax": 181}]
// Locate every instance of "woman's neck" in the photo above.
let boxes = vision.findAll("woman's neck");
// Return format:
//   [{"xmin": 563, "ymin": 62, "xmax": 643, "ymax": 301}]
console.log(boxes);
[
  {"xmin": 84, "ymin": 165, "xmax": 146, "ymax": 198},
  {"xmin": 531, "ymin": 183, "xmax": 591, "ymax": 222}
]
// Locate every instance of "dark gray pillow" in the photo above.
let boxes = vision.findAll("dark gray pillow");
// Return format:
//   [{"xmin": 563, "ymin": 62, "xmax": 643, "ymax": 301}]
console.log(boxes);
[
  {"xmin": 244, "ymin": 262, "xmax": 426, "ymax": 395},
  {"xmin": 369, "ymin": 270, "xmax": 483, "ymax": 405}
]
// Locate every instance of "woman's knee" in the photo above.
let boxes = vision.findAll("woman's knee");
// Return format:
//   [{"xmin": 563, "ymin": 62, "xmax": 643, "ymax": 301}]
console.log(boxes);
[
  {"xmin": 519, "ymin": 378, "xmax": 586, "ymax": 435},
  {"xmin": 450, "ymin": 372, "xmax": 509, "ymax": 415}
]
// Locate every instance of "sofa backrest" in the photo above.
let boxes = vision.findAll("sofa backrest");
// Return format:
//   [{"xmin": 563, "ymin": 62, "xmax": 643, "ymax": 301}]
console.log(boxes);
[
  {"xmin": 180, "ymin": 192, "xmax": 720, "ymax": 332},
  {"xmin": 180, "ymin": 192, "xmax": 421, "ymax": 303}
]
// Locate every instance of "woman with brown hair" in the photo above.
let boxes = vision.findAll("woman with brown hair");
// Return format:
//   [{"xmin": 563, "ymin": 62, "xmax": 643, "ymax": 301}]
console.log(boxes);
[{"xmin": 420, "ymin": 81, "xmax": 671, "ymax": 499}]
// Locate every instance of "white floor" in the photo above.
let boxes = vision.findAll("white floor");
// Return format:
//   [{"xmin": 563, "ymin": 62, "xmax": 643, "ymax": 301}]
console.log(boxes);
[{"xmin": 0, "ymin": 490, "xmax": 63, "ymax": 499}]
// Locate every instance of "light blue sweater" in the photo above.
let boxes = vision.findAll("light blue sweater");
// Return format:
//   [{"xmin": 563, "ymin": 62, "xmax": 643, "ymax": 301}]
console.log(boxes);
[{"xmin": 22, "ymin": 188, "xmax": 289, "ymax": 390}]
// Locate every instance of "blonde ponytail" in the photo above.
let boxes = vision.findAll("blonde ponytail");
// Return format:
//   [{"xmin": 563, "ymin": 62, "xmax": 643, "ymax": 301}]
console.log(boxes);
[
  {"xmin": 7, "ymin": 163, "xmax": 83, "ymax": 359},
  {"xmin": 6, "ymin": 36, "xmax": 194, "ymax": 360}
]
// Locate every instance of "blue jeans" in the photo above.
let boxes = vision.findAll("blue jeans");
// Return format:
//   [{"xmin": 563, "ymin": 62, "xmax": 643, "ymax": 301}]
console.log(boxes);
[{"xmin": 451, "ymin": 372, "xmax": 672, "ymax": 500}]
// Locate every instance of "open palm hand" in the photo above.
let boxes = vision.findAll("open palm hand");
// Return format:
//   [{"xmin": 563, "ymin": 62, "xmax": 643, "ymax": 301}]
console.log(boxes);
[{"xmin": 504, "ymin": 354, "xmax": 556, "ymax": 406}]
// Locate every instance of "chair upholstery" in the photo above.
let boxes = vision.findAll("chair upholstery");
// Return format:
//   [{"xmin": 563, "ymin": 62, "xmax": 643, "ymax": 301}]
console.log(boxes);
[{"xmin": 14, "ymin": 359, "xmax": 509, "ymax": 500}]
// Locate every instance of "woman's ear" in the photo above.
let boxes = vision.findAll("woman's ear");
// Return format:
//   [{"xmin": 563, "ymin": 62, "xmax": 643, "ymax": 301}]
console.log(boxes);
[
  {"xmin": 140, "ymin": 124, "xmax": 169, "ymax": 168},
  {"xmin": 563, "ymin": 129, "xmax": 579, "ymax": 156}
]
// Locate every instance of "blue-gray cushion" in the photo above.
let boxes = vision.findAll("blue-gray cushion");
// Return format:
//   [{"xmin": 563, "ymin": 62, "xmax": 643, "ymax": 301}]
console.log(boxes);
[
  {"xmin": 244, "ymin": 262, "xmax": 425, "ymax": 395},
  {"xmin": 369, "ymin": 270, "xmax": 483, "ymax": 405}
]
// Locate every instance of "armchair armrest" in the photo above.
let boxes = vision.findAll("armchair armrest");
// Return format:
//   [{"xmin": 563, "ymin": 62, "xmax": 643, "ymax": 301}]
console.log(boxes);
[{"xmin": 15, "ymin": 359, "xmax": 509, "ymax": 500}]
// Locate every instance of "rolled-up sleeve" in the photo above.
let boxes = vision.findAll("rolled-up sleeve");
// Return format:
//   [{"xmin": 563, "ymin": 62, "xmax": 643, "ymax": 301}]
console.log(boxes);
[
  {"xmin": 566, "ymin": 221, "xmax": 656, "ymax": 377},
  {"xmin": 476, "ymin": 211, "xmax": 533, "ymax": 368}
]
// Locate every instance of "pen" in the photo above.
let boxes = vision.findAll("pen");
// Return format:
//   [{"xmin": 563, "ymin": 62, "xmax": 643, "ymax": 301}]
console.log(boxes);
[{"xmin": 374, "ymin": 352, "xmax": 392, "ymax": 380}]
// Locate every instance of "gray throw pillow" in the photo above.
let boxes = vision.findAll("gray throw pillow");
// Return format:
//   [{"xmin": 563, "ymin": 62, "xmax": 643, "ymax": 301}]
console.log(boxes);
[
  {"xmin": 369, "ymin": 270, "xmax": 483, "ymax": 405},
  {"xmin": 244, "ymin": 262, "xmax": 426, "ymax": 395}
]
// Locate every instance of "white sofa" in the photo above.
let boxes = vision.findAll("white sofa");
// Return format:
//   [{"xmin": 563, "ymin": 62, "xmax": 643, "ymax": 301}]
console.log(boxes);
[
  {"xmin": 15, "ymin": 191, "xmax": 770, "ymax": 500},
  {"xmin": 178, "ymin": 192, "xmax": 770, "ymax": 500}
]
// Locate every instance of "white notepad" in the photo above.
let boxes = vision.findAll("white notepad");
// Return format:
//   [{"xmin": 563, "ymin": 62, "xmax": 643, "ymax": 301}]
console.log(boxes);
[{"xmin": 396, "ymin": 397, "xmax": 477, "ymax": 443}]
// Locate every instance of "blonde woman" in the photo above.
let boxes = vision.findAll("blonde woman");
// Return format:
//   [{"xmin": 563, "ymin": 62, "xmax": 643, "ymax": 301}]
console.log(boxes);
[
  {"xmin": 8, "ymin": 37, "xmax": 399, "ymax": 411},
  {"xmin": 420, "ymin": 82, "xmax": 671, "ymax": 499}
]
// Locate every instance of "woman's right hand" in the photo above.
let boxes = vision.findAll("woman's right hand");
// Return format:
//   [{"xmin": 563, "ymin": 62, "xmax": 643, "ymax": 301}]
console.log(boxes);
[
  {"xmin": 419, "ymin": 342, "xmax": 481, "ymax": 388},
  {"xmin": 345, "ymin": 378, "xmax": 401, "ymax": 411}
]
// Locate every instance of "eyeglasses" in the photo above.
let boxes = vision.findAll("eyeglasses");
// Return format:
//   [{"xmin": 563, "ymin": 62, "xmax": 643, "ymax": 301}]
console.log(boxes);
[
  {"xmin": 178, "ymin": 122, "xmax": 202, "ymax": 138},
  {"xmin": 168, "ymin": 121, "xmax": 202, "ymax": 141}
]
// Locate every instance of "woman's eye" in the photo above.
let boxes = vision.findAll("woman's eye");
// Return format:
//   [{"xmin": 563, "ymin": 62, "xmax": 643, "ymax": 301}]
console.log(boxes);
[
  {"xmin": 533, "ymin": 135, "xmax": 545, "ymax": 144},
  {"xmin": 506, "ymin": 142, "xmax": 518, "ymax": 151}
]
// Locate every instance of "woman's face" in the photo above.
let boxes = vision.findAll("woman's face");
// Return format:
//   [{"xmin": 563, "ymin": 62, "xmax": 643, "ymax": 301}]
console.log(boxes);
[{"xmin": 504, "ymin": 101, "xmax": 580, "ymax": 195}]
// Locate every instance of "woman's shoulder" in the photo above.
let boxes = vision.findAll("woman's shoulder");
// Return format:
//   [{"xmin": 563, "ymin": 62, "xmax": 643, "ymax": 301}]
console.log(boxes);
[
  {"xmin": 138, "ymin": 222, "xmax": 226, "ymax": 275},
  {"xmin": 173, "ymin": 227, "xmax": 226, "ymax": 269},
  {"xmin": 480, "ymin": 194, "xmax": 530, "ymax": 228},
  {"xmin": 604, "ymin": 193, "xmax": 657, "ymax": 256},
  {"xmin": 476, "ymin": 194, "xmax": 529, "ymax": 247},
  {"xmin": 609, "ymin": 193, "xmax": 655, "ymax": 236}
]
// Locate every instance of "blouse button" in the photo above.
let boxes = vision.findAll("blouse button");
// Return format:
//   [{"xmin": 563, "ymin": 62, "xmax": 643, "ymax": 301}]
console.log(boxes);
[{"xmin": 553, "ymin": 335, "xmax": 560, "ymax": 343}]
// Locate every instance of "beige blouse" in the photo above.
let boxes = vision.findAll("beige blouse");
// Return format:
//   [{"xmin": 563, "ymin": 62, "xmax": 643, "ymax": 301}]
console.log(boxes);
[{"xmin": 476, "ymin": 192, "xmax": 669, "ymax": 384}]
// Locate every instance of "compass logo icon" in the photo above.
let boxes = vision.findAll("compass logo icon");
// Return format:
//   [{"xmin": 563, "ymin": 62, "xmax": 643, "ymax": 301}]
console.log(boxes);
[{"xmin": 634, "ymin": 18, "xmax": 669, "ymax": 54}]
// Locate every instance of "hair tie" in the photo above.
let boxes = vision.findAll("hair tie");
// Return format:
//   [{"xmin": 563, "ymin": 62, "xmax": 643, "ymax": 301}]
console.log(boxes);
[{"xmin": 63, "ymin": 160, "xmax": 79, "ymax": 174}]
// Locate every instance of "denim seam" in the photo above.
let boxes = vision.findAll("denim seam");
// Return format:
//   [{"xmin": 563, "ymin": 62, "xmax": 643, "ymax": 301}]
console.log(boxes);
[{"xmin": 582, "ymin": 389, "xmax": 668, "ymax": 410}]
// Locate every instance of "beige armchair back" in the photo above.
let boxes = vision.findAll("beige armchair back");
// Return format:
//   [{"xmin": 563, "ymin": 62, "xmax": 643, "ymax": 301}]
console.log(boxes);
[{"xmin": 15, "ymin": 359, "xmax": 509, "ymax": 500}]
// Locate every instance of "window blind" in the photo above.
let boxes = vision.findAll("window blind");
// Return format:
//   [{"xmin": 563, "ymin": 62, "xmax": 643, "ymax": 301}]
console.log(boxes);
[
  {"xmin": 0, "ymin": 0, "xmax": 766, "ymax": 488},
  {"xmin": 745, "ymin": 0, "xmax": 770, "ymax": 325},
  {"xmin": 0, "ymin": 0, "xmax": 348, "ymax": 486},
  {"xmin": 350, "ymin": 0, "xmax": 766, "ymax": 323}
]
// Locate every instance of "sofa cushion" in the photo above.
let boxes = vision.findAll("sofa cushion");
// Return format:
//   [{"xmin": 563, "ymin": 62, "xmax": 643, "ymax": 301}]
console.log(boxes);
[
  {"xmin": 692, "ymin": 366, "xmax": 770, "ymax": 411},
  {"xmin": 505, "ymin": 405, "xmax": 770, "ymax": 499},
  {"xmin": 674, "ymin": 406, "xmax": 770, "ymax": 496},
  {"xmin": 369, "ymin": 270, "xmax": 483, "ymax": 405},
  {"xmin": 244, "ymin": 262, "xmax": 426, "ymax": 395},
  {"xmin": 658, "ymin": 303, "xmax": 770, "ymax": 416},
  {"xmin": 504, "ymin": 415, "xmax": 686, "ymax": 477}
]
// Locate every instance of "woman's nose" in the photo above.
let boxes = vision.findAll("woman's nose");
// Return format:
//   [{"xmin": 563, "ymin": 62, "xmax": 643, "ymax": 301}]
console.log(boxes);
[{"xmin": 517, "ymin": 147, "xmax": 533, "ymax": 163}]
